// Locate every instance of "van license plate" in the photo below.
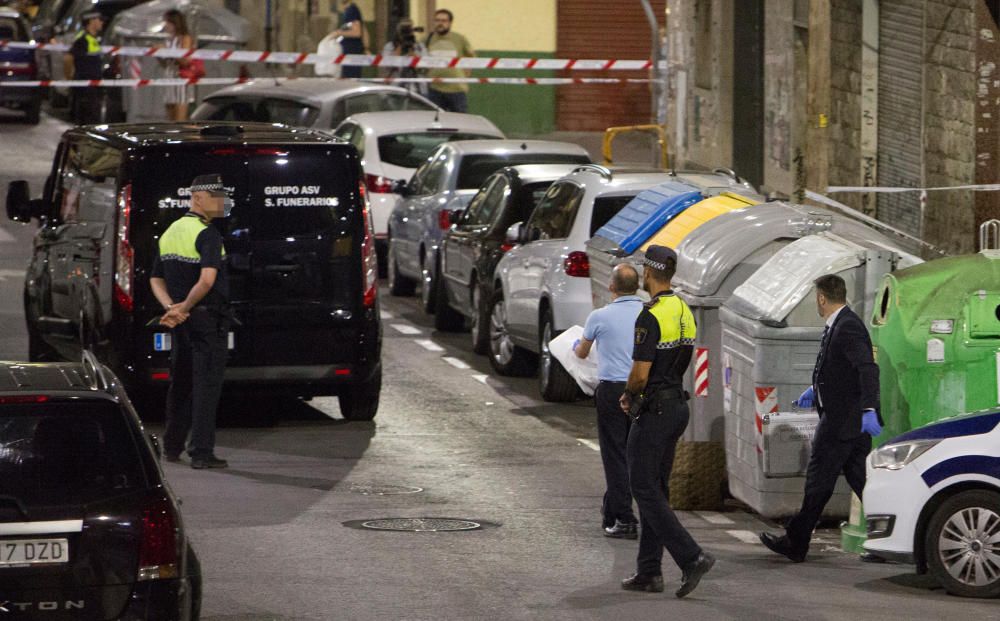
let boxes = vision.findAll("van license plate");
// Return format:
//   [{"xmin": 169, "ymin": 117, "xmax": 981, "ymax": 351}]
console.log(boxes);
[
  {"xmin": 154, "ymin": 333, "xmax": 172, "ymax": 352},
  {"xmin": 0, "ymin": 539, "xmax": 70, "ymax": 566},
  {"xmin": 228, "ymin": 332, "xmax": 235, "ymax": 350}
]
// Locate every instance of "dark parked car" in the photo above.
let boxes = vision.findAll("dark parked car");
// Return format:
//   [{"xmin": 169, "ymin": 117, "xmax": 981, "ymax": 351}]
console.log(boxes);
[
  {"xmin": 6, "ymin": 122, "xmax": 382, "ymax": 420},
  {"xmin": 439, "ymin": 164, "xmax": 578, "ymax": 351},
  {"xmin": 0, "ymin": 354, "xmax": 201, "ymax": 620},
  {"xmin": 0, "ymin": 7, "xmax": 42, "ymax": 124}
]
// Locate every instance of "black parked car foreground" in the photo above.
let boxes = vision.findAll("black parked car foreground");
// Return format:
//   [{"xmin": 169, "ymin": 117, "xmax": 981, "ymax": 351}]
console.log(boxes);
[
  {"xmin": 0, "ymin": 354, "xmax": 201, "ymax": 620},
  {"xmin": 6, "ymin": 122, "xmax": 382, "ymax": 420}
]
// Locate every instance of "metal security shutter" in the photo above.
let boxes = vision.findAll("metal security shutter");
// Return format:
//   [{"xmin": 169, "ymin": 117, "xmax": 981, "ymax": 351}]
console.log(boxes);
[
  {"xmin": 877, "ymin": 0, "xmax": 924, "ymax": 235},
  {"xmin": 556, "ymin": 0, "xmax": 666, "ymax": 131}
]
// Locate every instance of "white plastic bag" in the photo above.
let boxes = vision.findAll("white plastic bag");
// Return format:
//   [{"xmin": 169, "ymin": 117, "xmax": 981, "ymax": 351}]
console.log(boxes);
[
  {"xmin": 314, "ymin": 34, "xmax": 343, "ymax": 78},
  {"xmin": 548, "ymin": 325, "xmax": 599, "ymax": 396}
]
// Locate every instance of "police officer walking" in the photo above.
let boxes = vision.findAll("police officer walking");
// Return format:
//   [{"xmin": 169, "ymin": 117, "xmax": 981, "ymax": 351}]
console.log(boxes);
[
  {"xmin": 574, "ymin": 263, "xmax": 643, "ymax": 539},
  {"xmin": 150, "ymin": 174, "xmax": 233, "ymax": 470},
  {"xmin": 63, "ymin": 10, "xmax": 105, "ymax": 124},
  {"xmin": 618, "ymin": 245, "xmax": 714, "ymax": 598}
]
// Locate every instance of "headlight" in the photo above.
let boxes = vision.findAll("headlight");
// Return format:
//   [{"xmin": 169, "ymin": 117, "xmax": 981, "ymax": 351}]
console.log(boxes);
[{"xmin": 870, "ymin": 440, "xmax": 940, "ymax": 470}]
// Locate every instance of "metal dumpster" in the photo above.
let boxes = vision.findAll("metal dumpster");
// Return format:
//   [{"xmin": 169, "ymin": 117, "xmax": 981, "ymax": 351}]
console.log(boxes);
[
  {"xmin": 719, "ymin": 232, "xmax": 913, "ymax": 518},
  {"xmin": 639, "ymin": 191, "xmax": 761, "ymax": 253}
]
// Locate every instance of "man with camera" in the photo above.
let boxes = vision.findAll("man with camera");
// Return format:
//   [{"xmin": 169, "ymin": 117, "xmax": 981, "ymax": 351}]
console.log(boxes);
[{"xmin": 381, "ymin": 18, "xmax": 428, "ymax": 95}]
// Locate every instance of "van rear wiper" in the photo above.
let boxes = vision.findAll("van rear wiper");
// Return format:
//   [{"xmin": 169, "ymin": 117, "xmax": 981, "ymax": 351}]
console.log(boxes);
[{"xmin": 0, "ymin": 495, "xmax": 29, "ymax": 520}]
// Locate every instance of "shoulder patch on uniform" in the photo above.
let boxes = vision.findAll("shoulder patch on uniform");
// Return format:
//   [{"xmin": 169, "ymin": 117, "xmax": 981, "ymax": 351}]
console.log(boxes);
[{"xmin": 635, "ymin": 327, "xmax": 648, "ymax": 346}]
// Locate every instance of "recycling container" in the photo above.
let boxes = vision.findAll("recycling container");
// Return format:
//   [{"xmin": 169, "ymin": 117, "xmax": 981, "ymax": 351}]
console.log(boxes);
[
  {"xmin": 719, "ymin": 232, "xmax": 913, "ymax": 518},
  {"xmin": 639, "ymin": 191, "xmax": 761, "ymax": 253}
]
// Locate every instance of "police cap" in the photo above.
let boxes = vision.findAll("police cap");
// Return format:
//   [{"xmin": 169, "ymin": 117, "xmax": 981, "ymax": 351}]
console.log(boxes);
[
  {"xmin": 644, "ymin": 245, "xmax": 677, "ymax": 271},
  {"xmin": 190, "ymin": 174, "xmax": 230, "ymax": 197}
]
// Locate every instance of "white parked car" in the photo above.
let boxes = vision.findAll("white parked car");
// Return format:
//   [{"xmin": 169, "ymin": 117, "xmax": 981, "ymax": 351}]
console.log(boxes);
[
  {"xmin": 863, "ymin": 410, "xmax": 1000, "ymax": 598},
  {"xmin": 489, "ymin": 166, "xmax": 678, "ymax": 401},
  {"xmin": 333, "ymin": 111, "xmax": 505, "ymax": 268}
]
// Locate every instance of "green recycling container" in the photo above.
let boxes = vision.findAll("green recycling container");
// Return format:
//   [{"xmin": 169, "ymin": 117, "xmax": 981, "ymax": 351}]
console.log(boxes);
[{"xmin": 870, "ymin": 250, "xmax": 1000, "ymax": 444}]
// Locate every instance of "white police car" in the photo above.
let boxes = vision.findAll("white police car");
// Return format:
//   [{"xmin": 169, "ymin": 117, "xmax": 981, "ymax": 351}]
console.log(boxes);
[{"xmin": 863, "ymin": 409, "xmax": 1000, "ymax": 598}]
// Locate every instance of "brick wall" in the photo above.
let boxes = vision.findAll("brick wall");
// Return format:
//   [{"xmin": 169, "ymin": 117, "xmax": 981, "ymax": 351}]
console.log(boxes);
[
  {"xmin": 923, "ymin": 0, "xmax": 977, "ymax": 254},
  {"xmin": 829, "ymin": 0, "xmax": 863, "ymax": 210}
]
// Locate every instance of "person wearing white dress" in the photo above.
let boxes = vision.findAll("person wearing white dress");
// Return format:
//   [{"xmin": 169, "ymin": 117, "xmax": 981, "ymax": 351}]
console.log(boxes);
[{"xmin": 161, "ymin": 10, "xmax": 195, "ymax": 121}]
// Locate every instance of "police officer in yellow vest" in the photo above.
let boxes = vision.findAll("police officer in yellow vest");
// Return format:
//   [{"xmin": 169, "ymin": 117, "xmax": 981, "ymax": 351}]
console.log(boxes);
[
  {"xmin": 150, "ymin": 174, "xmax": 233, "ymax": 470},
  {"xmin": 64, "ymin": 10, "xmax": 105, "ymax": 124},
  {"xmin": 618, "ymin": 245, "xmax": 715, "ymax": 598}
]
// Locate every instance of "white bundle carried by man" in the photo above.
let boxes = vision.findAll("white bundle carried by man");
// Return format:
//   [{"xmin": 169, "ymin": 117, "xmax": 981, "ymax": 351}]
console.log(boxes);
[
  {"xmin": 314, "ymin": 34, "xmax": 343, "ymax": 78},
  {"xmin": 548, "ymin": 325, "xmax": 599, "ymax": 396}
]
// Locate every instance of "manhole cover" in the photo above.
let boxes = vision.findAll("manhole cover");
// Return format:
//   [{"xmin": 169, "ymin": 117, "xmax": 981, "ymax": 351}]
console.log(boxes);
[
  {"xmin": 349, "ymin": 483, "xmax": 424, "ymax": 496},
  {"xmin": 360, "ymin": 518, "xmax": 481, "ymax": 532}
]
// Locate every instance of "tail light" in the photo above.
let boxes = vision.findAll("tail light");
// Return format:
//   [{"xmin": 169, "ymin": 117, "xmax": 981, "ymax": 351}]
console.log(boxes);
[
  {"xmin": 499, "ymin": 242, "xmax": 516, "ymax": 253},
  {"xmin": 563, "ymin": 251, "xmax": 590, "ymax": 278},
  {"xmin": 361, "ymin": 182, "xmax": 378, "ymax": 309},
  {"xmin": 114, "ymin": 184, "xmax": 134, "ymax": 312},
  {"xmin": 137, "ymin": 496, "xmax": 179, "ymax": 581},
  {"xmin": 2, "ymin": 62, "xmax": 36, "ymax": 77},
  {"xmin": 0, "ymin": 395, "xmax": 49, "ymax": 404},
  {"xmin": 438, "ymin": 209, "xmax": 453, "ymax": 230},
  {"xmin": 365, "ymin": 174, "xmax": 395, "ymax": 194}
]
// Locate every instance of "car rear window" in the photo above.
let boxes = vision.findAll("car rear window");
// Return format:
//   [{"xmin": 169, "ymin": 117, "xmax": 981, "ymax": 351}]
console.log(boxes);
[
  {"xmin": 378, "ymin": 132, "xmax": 500, "ymax": 169},
  {"xmin": 0, "ymin": 401, "xmax": 148, "ymax": 509},
  {"xmin": 457, "ymin": 154, "xmax": 589, "ymax": 190},
  {"xmin": 192, "ymin": 97, "xmax": 320, "ymax": 127},
  {"xmin": 590, "ymin": 195, "xmax": 637, "ymax": 236}
]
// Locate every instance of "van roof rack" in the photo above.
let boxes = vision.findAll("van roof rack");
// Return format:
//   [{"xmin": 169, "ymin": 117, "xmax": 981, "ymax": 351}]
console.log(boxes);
[
  {"xmin": 572, "ymin": 164, "xmax": 613, "ymax": 180},
  {"xmin": 200, "ymin": 125, "xmax": 245, "ymax": 137},
  {"xmin": 81, "ymin": 350, "xmax": 110, "ymax": 392}
]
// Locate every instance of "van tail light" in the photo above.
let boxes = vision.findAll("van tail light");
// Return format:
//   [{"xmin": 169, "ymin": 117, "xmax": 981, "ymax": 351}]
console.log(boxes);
[
  {"xmin": 137, "ymin": 496, "xmax": 180, "ymax": 581},
  {"xmin": 365, "ymin": 174, "xmax": 395, "ymax": 194},
  {"xmin": 563, "ymin": 251, "xmax": 590, "ymax": 278},
  {"xmin": 0, "ymin": 395, "xmax": 49, "ymax": 404},
  {"xmin": 114, "ymin": 184, "xmax": 134, "ymax": 312},
  {"xmin": 500, "ymin": 242, "xmax": 516, "ymax": 253},
  {"xmin": 438, "ymin": 209, "xmax": 453, "ymax": 230},
  {"xmin": 361, "ymin": 182, "xmax": 378, "ymax": 309}
]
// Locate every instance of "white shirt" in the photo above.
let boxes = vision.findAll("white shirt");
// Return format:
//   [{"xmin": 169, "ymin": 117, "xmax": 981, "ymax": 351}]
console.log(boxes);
[{"xmin": 825, "ymin": 305, "xmax": 846, "ymax": 329}]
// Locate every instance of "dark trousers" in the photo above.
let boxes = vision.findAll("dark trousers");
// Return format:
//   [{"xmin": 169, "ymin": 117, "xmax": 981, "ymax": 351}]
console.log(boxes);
[
  {"xmin": 627, "ymin": 394, "xmax": 702, "ymax": 575},
  {"xmin": 428, "ymin": 89, "xmax": 468, "ymax": 113},
  {"xmin": 785, "ymin": 433, "xmax": 870, "ymax": 552},
  {"xmin": 72, "ymin": 88, "xmax": 103, "ymax": 124},
  {"xmin": 164, "ymin": 310, "xmax": 228, "ymax": 459},
  {"xmin": 595, "ymin": 381, "xmax": 636, "ymax": 527}
]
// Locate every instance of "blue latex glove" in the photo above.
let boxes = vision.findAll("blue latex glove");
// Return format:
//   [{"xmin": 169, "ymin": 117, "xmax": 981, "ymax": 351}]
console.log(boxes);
[
  {"xmin": 861, "ymin": 409, "xmax": 882, "ymax": 436},
  {"xmin": 572, "ymin": 339, "xmax": 581, "ymax": 352},
  {"xmin": 795, "ymin": 386, "xmax": 815, "ymax": 408}
]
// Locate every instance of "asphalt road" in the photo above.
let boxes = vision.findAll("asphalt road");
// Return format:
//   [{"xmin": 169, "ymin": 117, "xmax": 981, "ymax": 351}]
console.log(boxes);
[{"xmin": 1, "ymin": 113, "xmax": 997, "ymax": 621}]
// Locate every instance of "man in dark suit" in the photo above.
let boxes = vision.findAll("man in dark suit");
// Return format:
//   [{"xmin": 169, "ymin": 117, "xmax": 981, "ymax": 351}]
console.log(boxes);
[{"xmin": 759, "ymin": 274, "xmax": 881, "ymax": 562}]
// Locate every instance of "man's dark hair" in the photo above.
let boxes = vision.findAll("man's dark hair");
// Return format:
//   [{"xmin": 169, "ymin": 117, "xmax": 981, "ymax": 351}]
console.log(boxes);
[
  {"xmin": 645, "ymin": 258, "xmax": 676, "ymax": 284},
  {"xmin": 435, "ymin": 8, "xmax": 454, "ymax": 21},
  {"xmin": 611, "ymin": 263, "xmax": 639, "ymax": 295},
  {"xmin": 814, "ymin": 274, "xmax": 847, "ymax": 303}
]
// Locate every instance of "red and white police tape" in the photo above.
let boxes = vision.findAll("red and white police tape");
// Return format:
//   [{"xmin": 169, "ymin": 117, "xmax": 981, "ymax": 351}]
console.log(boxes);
[
  {"xmin": 694, "ymin": 348, "xmax": 709, "ymax": 398},
  {"xmin": 0, "ymin": 39, "xmax": 663, "ymax": 72},
  {"xmin": 0, "ymin": 76, "xmax": 657, "ymax": 89}
]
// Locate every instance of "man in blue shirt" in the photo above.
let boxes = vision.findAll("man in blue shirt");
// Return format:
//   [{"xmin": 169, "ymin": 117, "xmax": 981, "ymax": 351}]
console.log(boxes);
[{"xmin": 575, "ymin": 263, "xmax": 644, "ymax": 538}]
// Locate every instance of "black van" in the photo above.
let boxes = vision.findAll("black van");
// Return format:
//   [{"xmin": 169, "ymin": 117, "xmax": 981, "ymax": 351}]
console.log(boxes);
[{"xmin": 6, "ymin": 123, "xmax": 382, "ymax": 420}]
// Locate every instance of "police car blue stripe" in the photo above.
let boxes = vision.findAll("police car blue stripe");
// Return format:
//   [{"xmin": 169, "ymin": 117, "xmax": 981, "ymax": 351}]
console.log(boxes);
[
  {"xmin": 921, "ymin": 455, "xmax": 1000, "ymax": 488},
  {"xmin": 889, "ymin": 410, "xmax": 1000, "ymax": 444}
]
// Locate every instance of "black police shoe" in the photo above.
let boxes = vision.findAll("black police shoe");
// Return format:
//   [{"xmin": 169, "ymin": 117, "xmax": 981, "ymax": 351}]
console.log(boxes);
[
  {"xmin": 676, "ymin": 552, "xmax": 715, "ymax": 598},
  {"xmin": 621, "ymin": 573, "xmax": 664, "ymax": 593},
  {"xmin": 190, "ymin": 455, "xmax": 229, "ymax": 470},
  {"xmin": 759, "ymin": 532, "xmax": 806, "ymax": 563},
  {"xmin": 604, "ymin": 519, "xmax": 638, "ymax": 539}
]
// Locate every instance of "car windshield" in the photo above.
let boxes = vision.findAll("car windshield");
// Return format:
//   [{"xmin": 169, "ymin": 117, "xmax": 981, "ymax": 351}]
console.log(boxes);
[
  {"xmin": 378, "ymin": 132, "xmax": 500, "ymax": 169},
  {"xmin": 192, "ymin": 97, "xmax": 321, "ymax": 127},
  {"xmin": 457, "ymin": 154, "xmax": 590, "ymax": 190},
  {"xmin": 0, "ymin": 400, "xmax": 148, "ymax": 510}
]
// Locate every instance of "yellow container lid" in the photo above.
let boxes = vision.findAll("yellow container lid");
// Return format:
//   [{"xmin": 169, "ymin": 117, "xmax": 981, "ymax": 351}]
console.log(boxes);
[{"xmin": 640, "ymin": 192, "xmax": 761, "ymax": 252}]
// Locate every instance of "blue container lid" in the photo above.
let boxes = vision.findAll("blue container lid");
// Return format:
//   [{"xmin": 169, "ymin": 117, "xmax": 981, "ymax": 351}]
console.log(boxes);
[{"xmin": 594, "ymin": 181, "xmax": 703, "ymax": 254}]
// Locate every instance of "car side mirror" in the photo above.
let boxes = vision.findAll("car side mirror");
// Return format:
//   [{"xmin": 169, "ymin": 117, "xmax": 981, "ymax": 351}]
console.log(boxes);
[
  {"xmin": 505, "ymin": 222, "xmax": 523, "ymax": 245},
  {"xmin": 391, "ymin": 179, "xmax": 409, "ymax": 196},
  {"xmin": 6, "ymin": 180, "xmax": 36, "ymax": 223},
  {"xmin": 148, "ymin": 433, "xmax": 163, "ymax": 460}
]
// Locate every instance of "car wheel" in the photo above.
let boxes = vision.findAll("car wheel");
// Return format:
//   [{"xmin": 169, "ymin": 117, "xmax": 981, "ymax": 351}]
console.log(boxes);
[
  {"xmin": 433, "ymin": 260, "xmax": 464, "ymax": 331},
  {"xmin": 387, "ymin": 238, "xmax": 415, "ymax": 296},
  {"xmin": 420, "ymin": 249, "xmax": 437, "ymax": 314},
  {"xmin": 925, "ymin": 489, "xmax": 1000, "ymax": 598},
  {"xmin": 470, "ymin": 285, "xmax": 490, "ymax": 355},
  {"xmin": 538, "ymin": 309, "xmax": 580, "ymax": 402},
  {"xmin": 338, "ymin": 368, "xmax": 381, "ymax": 421},
  {"xmin": 487, "ymin": 288, "xmax": 536, "ymax": 377}
]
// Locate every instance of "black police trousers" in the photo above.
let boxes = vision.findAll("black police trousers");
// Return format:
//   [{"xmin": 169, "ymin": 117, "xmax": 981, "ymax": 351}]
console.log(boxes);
[
  {"xmin": 595, "ymin": 381, "xmax": 636, "ymax": 527},
  {"xmin": 164, "ymin": 309, "xmax": 228, "ymax": 459},
  {"xmin": 627, "ymin": 391, "xmax": 702, "ymax": 575},
  {"xmin": 785, "ymin": 433, "xmax": 870, "ymax": 553}
]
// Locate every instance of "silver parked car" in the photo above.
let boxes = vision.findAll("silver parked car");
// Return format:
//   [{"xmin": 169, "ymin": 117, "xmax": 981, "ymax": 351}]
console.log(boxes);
[
  {"xmin": 190, "ymin": 79, "xmax": 439, "ymax": 129},
  {"xmin": 385, "ymin": 140, "xmax": 591, "ymax": 318}
]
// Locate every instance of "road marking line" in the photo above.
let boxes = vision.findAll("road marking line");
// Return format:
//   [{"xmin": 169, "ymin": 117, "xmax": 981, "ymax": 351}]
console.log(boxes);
[
  {"xmin": 725, "ymin": 530, "xmax": 761, "ymax": 544},
  {"xmin": 391, "ymin": 323, "xmax": 421, "ymax": 335},
  {"xmin": 577, "ymin": 438, "xmax": 600, "ymax": 452},
  {"xmin": 380, "ymin": 311, "xmax": 394, "ymax": 320},
  {"xmin": 415, "ymin": 339, "xmax": 444, "ymax": 352},
  {"xmin": 696, "ymin": 511, "xmax": 735, "ymax": 525},
  {"xmin": 442, "ymin": 356, "xmax": 470, "ymax": 369},
  {"xmin": 472, "ymin": 374, "xmax": 489, "ymax": 384}
]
